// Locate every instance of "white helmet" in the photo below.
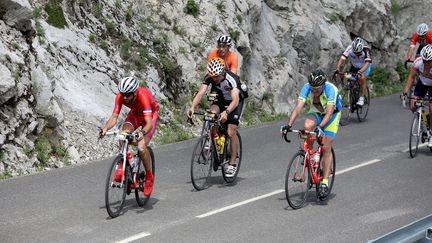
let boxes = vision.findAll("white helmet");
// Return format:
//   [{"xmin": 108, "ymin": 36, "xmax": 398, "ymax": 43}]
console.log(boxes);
[
  {"xmin": 417, "ymin": 23, "xmax": 428, "ymax": 36},
  {"xmin": 351, "ymin": 37, "xmax": 365, "ymax": 53},
  {"xmin": 217, "ymin": 35, "xmax": 232, "ymax": 46},
  {"xmin": 420, "ymin": 44, "xmax": 432, "ymax": 61},
  {"xmin": 118, "ymin": 77, "xmax": 138, "ymax": 93}
]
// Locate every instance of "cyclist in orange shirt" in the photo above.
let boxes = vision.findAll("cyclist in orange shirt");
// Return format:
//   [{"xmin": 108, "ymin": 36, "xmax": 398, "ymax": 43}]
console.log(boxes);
[{"xmin": 208, "ymin": 35, "xmax": 239, "ymax": 74}]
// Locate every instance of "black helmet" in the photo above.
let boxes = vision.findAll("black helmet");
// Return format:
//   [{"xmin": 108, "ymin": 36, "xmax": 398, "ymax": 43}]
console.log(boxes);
[{"xmin": 308, "ymin": 69, "xmax": 327, "ymax": 87}]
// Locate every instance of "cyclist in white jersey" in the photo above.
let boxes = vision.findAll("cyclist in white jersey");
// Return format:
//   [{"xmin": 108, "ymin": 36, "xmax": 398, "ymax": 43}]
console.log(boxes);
[
  {"xmin": 403, "ymin": 44, "xmax": 432, "ymax": 147},
  {"xmin": 335, "ymin": 37, "xmax": 372, "ymax": 106}
]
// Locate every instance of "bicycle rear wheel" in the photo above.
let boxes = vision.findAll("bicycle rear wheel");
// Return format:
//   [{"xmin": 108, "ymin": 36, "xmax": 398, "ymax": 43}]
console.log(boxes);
[
  {"xmin": 191, "ymin": 135, "xmax": 213, "ymax": 191},
  {"xmin": 356, "ymin": 86, "xmax": 370, "ymax": 122},
  {"xmin": 340, "ymin": 88, "xmax": 352, "ymax": 126},
  {"xmin": 285, "ymin": 152, "xmax": 310, "ymax": 209},
  {"xmin": 316, "ymin": 148, "xmax": 336, "ymax": 201},
  {"xmin": 409, "ymin": 113, "xmax": 421, "ymax": 158},
  {"xmin": 222, "ymin": 131, "xmax": 242, "ymax": 183},
  {"xmin": 135, "ymin": 147, "xmax": 155, "ymax": 207},
  {"xmin": 105, "ymin": 155, "xmax": 129, "ymax": 218}
]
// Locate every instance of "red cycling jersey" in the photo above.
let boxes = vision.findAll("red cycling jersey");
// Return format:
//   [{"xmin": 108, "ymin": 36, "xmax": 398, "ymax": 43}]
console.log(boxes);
[
  {"xmin": 208, "ymin": 49, "xmax": 239, "ymax": 74},
  {"xmin": 113, "ymin": 87, "xmax": 159, "ymax": 121},
  {"xmin": 410, "ymin": 31, "xmax": 432, "ymax": 47}
]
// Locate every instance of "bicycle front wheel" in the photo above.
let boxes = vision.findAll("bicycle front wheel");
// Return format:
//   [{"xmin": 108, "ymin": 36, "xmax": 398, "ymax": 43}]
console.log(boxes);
[
  {"xmin": 316, "ymin": 148, "xmax": 336, "ymax": 201},
  {"xmin": 285, "ymin": 152, "xmax": 309, "ymax": 209},
  {"xmin": 135, "ymin": 147, "xmax": 155, "ymax": 207},
  {"xmin": 222, "ymin": 131, "xmax": 242, "ymax": 183},
  {"xmin": 191, "ymin": 135, "xmax": 213, "ymax": 191},
  {"xmin": 409, "ymin": 113, "xmax": 421, "ymax": 158},
  {"xmin": 105, "ymin": 155, "xmax": 128, "ymax": 218},
  {"xmin": 356, "ymin": 86, "xmax": 370, "ymax": 122},
  {"xmin": 340, "ymin": 88, "xmax": 352, "ymax": 126}
]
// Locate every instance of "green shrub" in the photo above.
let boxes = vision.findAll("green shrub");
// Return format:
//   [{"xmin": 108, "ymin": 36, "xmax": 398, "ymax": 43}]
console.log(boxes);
[
  {"xmin": 88, "ymin": 33, "xmax": 96, "ymax": 43},
  {"xmin": 53, "ymin": 147, "xmax": 66, "ymax": 157},
  {"xmin": 105, "ymin": 20, "xmax": 116, "ymax": 36},
  {"xmin": 236, "ymin": 15, "xmax": 243, "ymax": 24},
  {"xmin": 178, "ymin": 47, "xmax": 188, "ymax": 57},
  {"xmin": 115, "ymin": 0, "xmax": 121, "ymax": 9},
  {"xmin": 173, "ymin": 24, "xmax": 186, "ymax": 36},
  {"xmin": 93, "ymin": 2, "xmax": 103, "ymax": 18},
  {"xmin": 160, "ymin": 54, "xmax": 175, "ymax": 76},
  {"xmin": 120, "ymin": 39, "xmax": 133, "ymax": 59},
  {"xmin": 396, "ymin": 62, "xmax": 408, "ymax": 82},
  {"xmin": 11, "ymin": 42, "xmax": 20, "ymax": 50},
  {"xmin": 262, "ymin": 91, "xmax": 274, "ymax": 102},
  {"xmin": 216, "ymin": 1, "xmax": 226, "ymax": 13},
  {"xmin": 369, "ymin": 66, "xmax": 404, "ymax": 97},
  {"xmin": 35, "ymin": 136, "xmax": 52, "ymax": 165},
  {"xmin": 184, "ymin": 0, "xmax": 199, "ymax": 18},
  {"xmin": 328, "ymin": 14, "xmax": 338, "ymax": 23},
  {"xmin": 390, "ymin": 0, "xmax": 400, "ymax": 15},
  {"xmin": 126, "ymin": 5, "xmax": 133, "ymax": 22},
  {"xmin": 0, "ymin": 170, "xmax": 12, "ymax": 180},
  {"xmin": 100, "ymin": 40, "xmax": 108, "ymax": 51},
  {"xmin": 44, "ymin": 0, "xmax": 68, "ymax": 28},
  {"xmin": 229, "ymin": 30, "xmax": 240, "ymax": 42},
  {"xmin": 211, "ymin": 24, "xmax": 218, "ymax": 31},
  {"xmin": 33, "ymin": 6, "xmax": 42, "ymax": 19}
]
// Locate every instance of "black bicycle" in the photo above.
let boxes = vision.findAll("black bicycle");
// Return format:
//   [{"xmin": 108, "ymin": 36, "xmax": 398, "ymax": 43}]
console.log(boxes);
[
  {"xmin": 190, "ymin": 109, "xmax": 242, "ymax": 191},
  {"xmin": 332, "ymin": 71, "xmax": 370, "ymax": 125}
]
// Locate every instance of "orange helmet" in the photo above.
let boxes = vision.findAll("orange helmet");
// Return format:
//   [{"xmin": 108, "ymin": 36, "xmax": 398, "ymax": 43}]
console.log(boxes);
[{"xmin": 207, "ymin": 57, "xmax": 225, "ymax": 77}]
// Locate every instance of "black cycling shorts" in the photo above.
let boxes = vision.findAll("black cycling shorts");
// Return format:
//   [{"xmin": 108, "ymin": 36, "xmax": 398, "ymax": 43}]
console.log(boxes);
[{"xmin": 211, "ymin": 99, "xmax": 244, "ymax": 126}]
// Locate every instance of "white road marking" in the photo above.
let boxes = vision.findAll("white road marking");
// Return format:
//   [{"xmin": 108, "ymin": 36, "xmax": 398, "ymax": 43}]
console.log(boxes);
[
  {"xmin": 402, "ymin": 143, "xmax": 428, "ymax": 153},
  {"xmin": 115, "ymin": 232, "xmax": 151, "ymax": 243},
  {"xmin": 336, "ymin": 159, "xmax": 381, "ymax": 175},
  {"xmin": 196, "ymin": 189, "xmax": 284, "ymax": 218},
  {"xmin": 196, "ymin": 158, "xmax": 384, "ymax": 219}
]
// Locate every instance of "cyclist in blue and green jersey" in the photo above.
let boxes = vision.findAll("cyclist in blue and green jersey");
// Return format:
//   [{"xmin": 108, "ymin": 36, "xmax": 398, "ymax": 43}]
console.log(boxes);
[{"xmin": 282, "ymin": 69, "xmax": 342, "ymax": 198}]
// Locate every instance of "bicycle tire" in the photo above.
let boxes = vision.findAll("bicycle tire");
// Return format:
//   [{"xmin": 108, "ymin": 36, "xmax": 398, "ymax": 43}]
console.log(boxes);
[
  {"xmin": 356, "ymin": 86, "xmax": 370, "ymax": 122},
  {"xmin": 409, "ymin": 113, "xmax": 421, "ymax": 158},
  {"xmin": 340, "ymin": 88, "xmax": 352, "ymax": 126},
  {"xmin": 105, "ymin": 155, "xmax": 128, "ymax": 218},
  {"xmin": 135, "ymin": 147, "xmax": 155, "ymax": 207},
  {"xmin": 316, "ymin": 148, "xmax": 336, "ymax": 201},
  {"xmin": 285, "ymin": 151, "xmax": 310, "ymax": 209},
  {"xmin": 190, "ymin": 135, "xmax": 213, "ymax": 191},
  {"xmin": 222, "ymin": 131, "xmax": 242, "ymax": 183}
]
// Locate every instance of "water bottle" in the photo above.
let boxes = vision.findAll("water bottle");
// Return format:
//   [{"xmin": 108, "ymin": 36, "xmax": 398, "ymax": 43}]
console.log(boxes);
[
  {"xmin": 132, "ymin": 155, "xmax": 140, "ymax": 173},
  {"xmin": 311, "ymin": 151, "xmax": 320, "ymax": 168},
  {"xmin": 218, "ymin": 135, "xmax": 225, "ymax": 155}
]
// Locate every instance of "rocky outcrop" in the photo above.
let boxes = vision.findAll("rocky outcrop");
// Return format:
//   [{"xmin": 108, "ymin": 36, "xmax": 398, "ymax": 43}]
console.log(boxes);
[{"xmin": 0, "ymin": 0, "xmax": 428, "ymax": 175}]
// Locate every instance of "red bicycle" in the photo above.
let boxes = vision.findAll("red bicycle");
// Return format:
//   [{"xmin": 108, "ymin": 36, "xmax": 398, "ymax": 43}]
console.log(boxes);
[
  {"xmin": 282, "ymin": 129, "xmax": 336, "ymax": 209},
  {"xmin": 104, "ymin": 130, "xmax": 155, "ymax": 218}
]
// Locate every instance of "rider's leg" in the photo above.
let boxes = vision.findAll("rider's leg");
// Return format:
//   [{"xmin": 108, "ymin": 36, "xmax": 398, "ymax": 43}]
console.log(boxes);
[
  {"xmin": 227, "ymin": 124, "xmax": 238, "ymax": 165},
  {"xmin": 321, "ymin": 136, "xmax": 335, "ymax": 180},
  {"xmin": 358, "ymin": 73, "xmax": 366, "ymax": 97},
  {"xmin": 304, "ymin": 114, "xmax": 319, "ymax": 150}
]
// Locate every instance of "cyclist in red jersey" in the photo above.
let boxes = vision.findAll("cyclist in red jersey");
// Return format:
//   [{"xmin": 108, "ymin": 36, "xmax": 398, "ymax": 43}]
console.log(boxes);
[
  {"xmin": 405, "ymin": 23, "xmax": 432, "ymax": 62},
  {"xmin": 99, "ymin": 77, "xmax": 159, "ymax": 196},
  {"xmin": 207, "ymin": 35, "xmax": 239, "ymax": 74}
]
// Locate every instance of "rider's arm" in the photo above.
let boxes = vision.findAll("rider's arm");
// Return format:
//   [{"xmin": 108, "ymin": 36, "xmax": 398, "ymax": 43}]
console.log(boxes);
[
  {"xmin": 358, "ymin": 61, "xmax": 370, "ymax": 73},
  {"xmin": 406, "ymin": 34, "xmax": 417, "ymax": 61},
  {"xmin": 190, "ymin": 83, "xmax": 208, "ymax": 111},
  {"xmin": 319, "ymin": 104, "xmax": 335, "ymax": 128},
  {"xmin": 288, "ymin": 100, "xmax": 305, "ymax": 126},
  {"xmin": 142, "ymin": 116, "xmax": 152, "ymax": 135},
  {"xmin": 225, "ymin": 88, "xmax": 240, "ymax": 114},
  {"xmin": 229, "ymin": 52, "xmax": 239, "ymax": 74},
  {"xmin": 101, "ymin": 113, "xmax": 119, "ymax": 134},
  {"xmin": 336, "ymin": 56, "xmax": 346, "ymax": 71},
  {"xmin": 403, "ymin": 67, "xmax": 417, "ymax": 94}
]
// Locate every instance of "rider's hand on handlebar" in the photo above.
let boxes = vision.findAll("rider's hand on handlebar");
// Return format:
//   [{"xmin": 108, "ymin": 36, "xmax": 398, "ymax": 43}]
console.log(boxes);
[
  {"xmin": 99, "ymin": 128, "xmax": 106, "ymax": 139},
  {"xmin": 187, "ymin": 107, "xmax": 194, "ymax": 119},
  {"xmin": 314, "ymin": 126, "xmax": 324, "ymax": 137},
  {"xmin": 218, "ymin": 110, "xmax": 228, "ymax": 123},
  {"xmin": 281, "ymin": 124, "xmax": 292, "ymax": 134}
]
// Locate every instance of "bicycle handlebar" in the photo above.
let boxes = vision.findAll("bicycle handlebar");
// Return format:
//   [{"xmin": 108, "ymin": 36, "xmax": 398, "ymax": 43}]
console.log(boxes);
[
  {"xmin": 105, "ymin": 130, "xmax": 144, "ymax": 142},
  {"xmin": 281, "ymin": 129, "xmax": 319, "ymax": 144}
]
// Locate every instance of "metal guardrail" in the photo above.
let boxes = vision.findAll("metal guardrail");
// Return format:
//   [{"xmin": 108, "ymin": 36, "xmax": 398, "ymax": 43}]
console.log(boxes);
[{"xmin": 368, "ymin": 214, "xmax": 432, "ymax": 242}]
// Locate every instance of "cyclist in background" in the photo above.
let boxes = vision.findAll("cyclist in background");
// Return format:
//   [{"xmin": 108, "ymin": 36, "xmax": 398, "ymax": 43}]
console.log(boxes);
[
  {"xmin": 282, "ymin": 69, "xmax": 342, "ymax": 198},
  {"xmin": 402, "ymin": 44, "xmax": 432, "ymax": 147},
  {"xmin": 99, "ymin": 77, "xmax": 159, "ymax": 196},
  {"xmin": 187, "ymin": 57, "xmax": 244, "ymax": 177},
  {"xmin": 335, "ymin": 37, "xmax": 372, "ymax": 106},
  {"xmin": 208, "ymin": 35, "xmax": 239, "ymax": 74},
  {"xmin": 405, "ymin": 23, "xmax": 432, "ymax": 63}
]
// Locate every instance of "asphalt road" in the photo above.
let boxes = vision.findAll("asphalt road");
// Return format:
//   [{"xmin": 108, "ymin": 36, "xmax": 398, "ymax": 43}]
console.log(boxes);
[{"xmin": 0, "ymin": 94, "xmax": 431, "ymax": 243}]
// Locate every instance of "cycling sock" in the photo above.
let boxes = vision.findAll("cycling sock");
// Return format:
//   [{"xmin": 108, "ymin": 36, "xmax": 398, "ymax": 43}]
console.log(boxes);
[
  {"xmin": 321, "ymin": 178, "xmax": 328, "ymax": 186},
  {"xmin": 146, "ymin": 170, "xmax": 153, "ymax": 178}
]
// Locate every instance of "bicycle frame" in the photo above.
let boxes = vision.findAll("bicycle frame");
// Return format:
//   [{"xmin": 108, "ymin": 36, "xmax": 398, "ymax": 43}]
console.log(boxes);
[{"xmin": 290, "ymin": 130, "xmax": 323, "ymax": 185}]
